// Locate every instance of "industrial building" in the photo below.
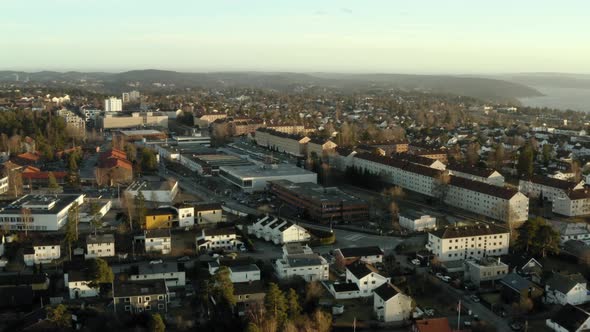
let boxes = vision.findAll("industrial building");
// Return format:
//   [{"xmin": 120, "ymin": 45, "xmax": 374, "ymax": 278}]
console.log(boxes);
[{"xmin": 219, "ymin": 164, "xmax": 317, "ymax": 192}]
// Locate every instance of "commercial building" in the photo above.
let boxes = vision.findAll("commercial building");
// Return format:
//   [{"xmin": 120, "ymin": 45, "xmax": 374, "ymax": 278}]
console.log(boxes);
[
  {"xmin": 274, "ymin": 243, "xmax": 329, "ymax": 281},
  {"xmin": 426, "ymin": 224, "xmax": 510, "ymax": 262},
  {"xmin": 125, "ymin": 179, "xmax": 179, "ymax": 203},
  {"xmin": 398, "ymin": 211, "xmax": 436, "ymax": 232},
  {"xmin": 219, "ymin": 164, "xmax": 317, "ymax": 193},
  {"xmin": 269, "ymin": 180, "xmax": 369, "ymax": 223},
  {"xmin": 104, "ymin": 97, "xmax": 122, "ymax": 112},
  {"xmin": 100, "ymin": 111, "xmax": 168, "ymax": 130},
  {"xmin": 119, "ymin": 129, "xmax": 167, "ymax": 141},
  {"xmin": 0, "ymin": 194, "xmax": 85, "ymax": 231},
  {"xmin": 180, "ymin": 154, "xmax": 251, "ymax": 176}
]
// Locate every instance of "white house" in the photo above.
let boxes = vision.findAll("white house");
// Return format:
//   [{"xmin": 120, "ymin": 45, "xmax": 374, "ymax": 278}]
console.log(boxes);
[
  {"xmin": 194, "ymin": 203, "xmax": 223, "ymax": 225},
  {"xmin": 546, "ymin": 304, "xmax": 590, "ymax": 332},
  {"xmin": 328, "ymin": 283, "xmax": 361, "ymax": 299},
  {"xmin": 143, "ymin": 229, "xmax": 171, "ymax": 255},
  {"xmin": 398, "ymin": 212, "xmax": 436, "ymax": 232},
  {"xmin": 65, "ymin": 266, "xmax": 99, "ymax": 299},
  {"xmin": 248, "ymin": 215, "xmax": 311, "ymax": 244},
  {"xmin": 23, "ymin": 240, "xmax": 61, "ymax": 266},
  {"xmin": 196, "ymin": 227, "xmax": 243, "ymax": 252},
  {"xmin": 86, "ymin": 233, "xmax": 115, "ymax": 259},
  {"xmin": 0, "ymin": 176, "xmax": 8, "ymax": 194},
  {"xmin": 274, "ymin": 243, "xmax": 329, "ymax": 281},
  {"xmin": 550, "ymin": 220, "xmax": 590, "ymax": 245},
  {"xmin": 426, "ymin": 224, "xmax": 510, "ymax": 262},
  {"xmin": 130, "ymin": 262, "xmax": 186, "ymax": 288},
  {"xmin": 174, "ymin": 203, "xmax": 194, "ymax": 227},
  {"xmin": 373, "ymin": 282, "xmax": 414, "ymax": 322},
  {"xmin": 209, "ymin": 261, "xmax": 261, "ymax": 283},
  {"xmin": 345, "ymin": 264, "xmax": 390, "ymax": 297},
  {"xmin": 333, "ymin": 246, "xmax": 384, "ymax": 269},
  {"xmin": 545, "ymin": 273, "xmax": 589, "ymax": 306}
]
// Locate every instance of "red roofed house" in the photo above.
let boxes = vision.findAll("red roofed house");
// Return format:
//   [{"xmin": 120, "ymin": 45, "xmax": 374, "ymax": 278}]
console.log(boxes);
[
  {"xmin": 21, "ymin": 166, "xmax": 67, "ymax": 188},
  {"xmin": 96, "ymin": 149, "xmax": 133, "ymax": 186},
  {"xmin": 14, "ymin": 152, "xmax": 41, "ymax": 166}
]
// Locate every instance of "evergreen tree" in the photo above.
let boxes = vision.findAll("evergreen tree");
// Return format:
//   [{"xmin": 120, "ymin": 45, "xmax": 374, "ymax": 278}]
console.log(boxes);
[
  {"xmin": 134, "ymin": 191, "xmax": 147, "ymax": 229},
  {"xmin": 47, "ymin": 172, "xmax": 60, "ymax": 192},
  {"xmin": 212, "ymin": 266, "xmax": 236, "ymax": 307},
  {"xmin": 286, "ymin": 288, "xmax": 302, "ymax": 319},
  {"xmin": 47, "ymin": 304, "xmax": 72, "ymax": 328},
  {"xmin": 264, "ymin": 283, "xmax": 287, "ymax": 326},
  {"xmin": 89, "ymin": 258, "xmax": 114, "ymax": 287},
  {"xmin": 149, "ymin": 313, "xmax": 166, "ymax": 332},
  {"xmin": 517, "ymin": 143, "xmax": 534, "ymax": 177}
]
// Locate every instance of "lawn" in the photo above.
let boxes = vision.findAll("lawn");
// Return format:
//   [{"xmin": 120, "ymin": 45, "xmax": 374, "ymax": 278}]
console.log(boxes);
[{"xmin": 332, "ymin": 298, "xmax": 374, "ymax": 328}]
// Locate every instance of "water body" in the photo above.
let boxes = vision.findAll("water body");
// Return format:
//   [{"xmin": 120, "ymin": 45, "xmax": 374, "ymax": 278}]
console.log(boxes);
[{"xmin": 518, "ymin": 86, "xmax": 590, "ymax": 112}]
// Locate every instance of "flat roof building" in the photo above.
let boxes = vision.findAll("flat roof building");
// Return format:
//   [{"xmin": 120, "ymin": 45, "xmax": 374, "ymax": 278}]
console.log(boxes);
[
  {"xmin": 219, "ymin": 164, "xmax": 317, "ymax": 193},
  {"xmin": 0, "ymin": 194, "xmax": 85, "ymax": 231}
]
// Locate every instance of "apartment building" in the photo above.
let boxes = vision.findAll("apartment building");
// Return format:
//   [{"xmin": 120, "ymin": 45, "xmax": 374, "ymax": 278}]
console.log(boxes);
[
  {"xmin": 85, "ymin": 233, "xmax": 115, "ymax": 258},
  {"xmin": 519, "ymin": 175, "xmax": 587, "ymax": 216},
  {"xmin": 255, "ymin": 128, "xmax": 310, "ymax": 157},
  {"xmin": 447, "ymin": 164, "xmax": 505, "ymax": 186},
  {"xmin": 265, "ymin": 124, "xmax": 306, "ymax": 135},
  {"xmin": 100, "ymin": 111, "xmax": 168, "ymax": 130},
  {"xmin": 0, "ymin": 194, "xmax": 85, "ymax": 231},
  {"xmin": 445, "ymin": 176, "xmax": 529, "ymax": 226},
  {"xmin": 113, "ymin": 280, "xmax": 169, "ymax": 315},
  {"xmin": 104, "ymin": 97, "xmax": 122, "ymax": 112},
  {"xmin": 426, "ymin": 224, "xmax": 510, "ymax": 262},
  {"xmin": 307, "ymin": 138, "xmax": 337, "ymax": 158},
  {"xmin": 129, "ymin": 262, "xmax": 186, "ymax": 288}
]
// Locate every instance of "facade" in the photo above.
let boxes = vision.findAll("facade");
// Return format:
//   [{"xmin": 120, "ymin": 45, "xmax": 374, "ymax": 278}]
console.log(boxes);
[
  {"xmin": 209, "ymin": 261, "xmax": 261, "ymax": 283},
  {"xmin": 23, "ymin": 240, "xmax": 61, "ymax": 266},
  {"xmin": 104, "ymin": 97, "xmax": 122, "ymax": 112},
  {"xmin": 247, "ymin": 215, "xmax": 311, "ymax": 244},
  {"xmin": 447, "ymin": 164, "xmax": 505, "ymax": 186},
  {"xmin": 463, "ymin": 257, "xmax": 509, "ymax": 286},
  {"xmin": 398, "ymin": 212, "xmax": 436, "ymax": 232},
  {"xmin": 144, "ymin": 229, "xmax": 172, "ymax": 255},
  {"xmin": 269, "ymin": 180, "xmax": 369, "ymax": 223},
  {"xmin": 373, "ymin": 283, "xmax": 413, "ymax": 322},
  {"xmin": 234, "ymin": 281, "xmax": 266, "ymax": 317},
  {"xmin": 130, "ymin": 262, "xmax": 186, "ymax": 288},
  {"xmin": 274, "ymin": 243, "xmax": 329, "ymax": 281},
  {"xmin": 545, "ymin": 273, "xmax": 589, "ymax": 306},
  {"xmin": 333, "ymin": 246, "xmax": 384, "ymax": 269},
  {"xmin": 194, "ymin": 203, "xmax": 223, "ymax": 224},
  {"xmin": 100, "ymin": 112, "xmax": 168, "ymax": 130},
  {"xmin": 255, "ymin": 128, "xmax": 310, "ymax": 157},
  {"xmin": 445, "ymin": 176, "xmax": 529, "ymax": 226},
  {"xmin": 307, "ymin": 138, "xmax": 337, "ymax": 158},
  {"xmin": 195, "ymin": 112, "xmax": 227, "ymax": 128},
  {"xmin": 196, "ymin": 227, "xmax": 243, "ymax": 252},
  {"xmin": 426, "ymin": 224, "xmax": 510, "ymax": 262},
  {"xmin": 0, "ymin": 176, "xmax": 8, "ymax": 194},
  {"xmin": 144, "ymin": 207, "xmax": 175, "ymax": 230},
  {"xmin": 219, "ymin": 164, "xmax": 317, "ymax": 193},
  {"xmin": 345, "ymin": 264, "xmax": 390, "ymax": 297},
  {"xmin": 554, "ymin": 190, "xmax": 590, "ymax": 217},
  {"xmin": 113, "ymin": 280, "xmax": 169, "ymax": 315},
  {"xmin": 550, "ymin": 220, "xmax": 590, "ymax": 245},
  {"xmin": 85, "ymin": 233, "xmax": 115, "ymax": 259},
  {"xmin": 125, "ymin": 179, "xmax": 179, "ymax": 204},
  {"xmin": 0, "ymin": 194, "xmax": 85, "ymax": 231},
  {"xmin": 56, "ymin": 109, "xmax": 86, "ymax": 137},
  {"xmin": 174, "ymin": 203, "xmax": 195, "ymax": 227},
  {"xmin": 64, "ymin": 262, "xmax": 100, "ymax": 299},
  {"xmin": 519, "ymin": 176, "xmax": 584, "ymax": 202}
]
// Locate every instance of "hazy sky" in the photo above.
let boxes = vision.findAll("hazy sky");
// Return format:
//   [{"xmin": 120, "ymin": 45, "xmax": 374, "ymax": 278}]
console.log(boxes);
[{"xmin": 1, "ymin": 0, "xmax": 589, "ymax": 73}]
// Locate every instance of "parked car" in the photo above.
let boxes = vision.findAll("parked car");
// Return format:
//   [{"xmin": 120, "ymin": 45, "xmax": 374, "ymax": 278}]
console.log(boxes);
[
  {"xmin": 149, "ymin": 259, "xmax": 163, "ymax": 264},
  {"xmin": 441, "ymin": 275, "xmax": 451, "ymax": 282},
  {"xmin": 411, "ymin": 259, "xmax": 421, "ymax": 266},
  {"xmin": 435, "ymin": 272, "xmax": 444, "ymax": 279},
  {"xmin": 470, "ymin": 295, "xmax": 480, "ymax": 303}
]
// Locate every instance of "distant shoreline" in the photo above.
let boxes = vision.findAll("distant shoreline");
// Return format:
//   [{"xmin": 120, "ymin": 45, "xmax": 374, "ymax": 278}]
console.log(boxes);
[{"xmin": 517, "ymin": 86, "xmax": 590, "ymax": 112}]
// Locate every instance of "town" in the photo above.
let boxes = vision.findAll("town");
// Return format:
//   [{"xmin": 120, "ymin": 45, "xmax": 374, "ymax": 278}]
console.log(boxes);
[{"xmin": 0, "ymin": 77, "xmax": 589, "ymax": 332}]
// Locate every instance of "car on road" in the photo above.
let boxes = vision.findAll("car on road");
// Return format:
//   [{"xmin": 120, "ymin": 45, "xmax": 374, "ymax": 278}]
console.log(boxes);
[
  {"xmin": 435, "ymin": 272, "xmax": 444, "ymax": 279},
  {"xmin": 470, "ymin": 295, "xmax": 480, "ymax": 303},
  {"xmin": 509, "ymin": 322, "xmax": 523, "ymax": 331},
  {"xmin": 411, "ymin": 259, "xmax": 421, "ymax": 266},
  {"xmin": 149, "ymin": 259, "xmax": 163, "ymax": 264}
]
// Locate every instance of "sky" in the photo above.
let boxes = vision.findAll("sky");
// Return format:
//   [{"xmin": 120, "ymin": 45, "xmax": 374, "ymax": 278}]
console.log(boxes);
[{"xmin": 1, "ymin": 0, "xmax": 589, "ymax": 74}]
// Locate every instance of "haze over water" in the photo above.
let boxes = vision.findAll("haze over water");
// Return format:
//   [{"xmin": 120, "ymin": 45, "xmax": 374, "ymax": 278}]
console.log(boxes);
[{"xmin": 518, "ymin": 86, "xmax": 590, "ymax": 112}]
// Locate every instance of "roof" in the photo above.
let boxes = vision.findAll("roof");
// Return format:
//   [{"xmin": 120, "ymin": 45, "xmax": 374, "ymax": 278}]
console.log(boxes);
[
  {"xmin": 114, "ymin": 279, "xmax": 167, "ymax": 298},
  {"xmin": 233, "ymin": 280, "xmax": 265, "ymax": 296},
  {"xmin": 523, "ymin": 175, "xmax": 582, "ymax": 191},
  {"xmin": 332, "ymin": 283, "xmax": 359, "ymax": 292},
  {"xmin": 337, "ymin": 246, "xmax": 384, "ymax": 258},
  {"xmin": 0, "ymin": 194, "xmax": 83, "ymax": 216},
  {"xmin": 374, "ymin": 282, "xmax": 399, "ymax": 301},
  {"xmin": 286, "ymin": 254, "xmax": 324, "ymax": 267},
  {"xmin": 500, "ymin": 273, "xmax": 537, "ymax": 292},
  {"xmin": 546, "ymin": 273, "xmax": 587, "ymax": 294},
  {"xmin": 229, "ymin": 264, "xmax": 260, "ymax": 273},
  {"xmin": 269, "ymin": 180, "xmax": 367, "ymax": 206},
  {"xmin": 219, "ymin": 164, "xmax": 316, "ymax": 179},
  {"xmin": 449, "ymin": 176, "xmax": 519, "ymax": 199},
  {"xmin": 354, "ymin": 152, "xmax": 443, "ymax": 178},
  {"xmin": 21, "ymin": 171, "xmax": 67, "ymax": 180},
  {"xmin": 448, "ymin": 163, "xmax": 499, "ymax": 178},
  {"xmin": 86, "ymin": 233, "xmax": 115, "ymax": 245},
  {"xmin": 430, "ymin": 224, "xmax": 509, "ymax": 239},
  {"xmin": 193, "ymin": 202, "xmax": 222, "ymax": 212},
  {"xmin": 145, "ymin": 229, "xmax": 170, "ymax": 238},
  {"xmin": 136, "ymin": 262, "xmax": 179, "ymax": 275},
  {"xmin": 414, "ymin": 318, "xmax": 452, "ymax": 332},
  {"xmin": 347, "ymin": 263, "xmax": 379, "ymax": 280},
  {"xmin": 550, "ymin": 304, "xmax": 590, "ymax": 331},
  {"xmin": 204, "ymin": 227, "xmax": 236, "ymax": 237},
  {"xmin": 0, "ymin": 274, "xmax": 47, "ymax": 286},
  {"xmin": 146, "ymin": 207, "xmax": 176, "ymax": 216}
]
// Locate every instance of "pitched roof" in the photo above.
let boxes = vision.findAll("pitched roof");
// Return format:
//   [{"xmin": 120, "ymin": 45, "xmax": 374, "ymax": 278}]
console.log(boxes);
[
  {"xmin": 430, "ymin": 224, "xmax": 509, "ymax": 239},
  {"xmin": 449, "ymin": 176, "xmax": 519, "ymax": 199},
  {"xmin": 233, "ymin": 280, "xmax": 265, "ymax": 296},
  {"xmin": 414, "ymin": 318, "xmax": 452, "ymax": 332},
  {"xmin": 550, "ymin": 304, "xmax": 590, "ymax": 331},
  {"xmin": 448, "ymin": 163, "xmax": 499, "ymax": 178},
  {"xmin": 374, "ymin": 282, "xmax": 399, "ymax": 301},
  {"xmin": 114, "ymin": 279, "xmax": 167, "ymax": 298},
  {"xmin": 546, "ymin": 273, "xmax": 587, "ymax": 294},
  {"xmin": 500, "ymin": 273, "xmax": 537, "ymax": 292},
  {"xmin": 338, "ymin": 246, "xmax": 384, "ymax": 258},
  {"xmin": 347, "ymin": 263, "xmax": 379, "ymax": 280},
  {"xmin": 524, "ymin": 175, "xmax": 582, "ymax": 191}
]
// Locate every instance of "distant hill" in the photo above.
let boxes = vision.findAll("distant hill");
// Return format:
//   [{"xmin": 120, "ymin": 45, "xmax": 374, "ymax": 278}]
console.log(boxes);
[
  {"xmin": 495, "ymin": 73, "xmax": 590, "ymax": 89},
  {"xmin": 0, "ymin": 69, "xmax": 543, "ymax": 102}
]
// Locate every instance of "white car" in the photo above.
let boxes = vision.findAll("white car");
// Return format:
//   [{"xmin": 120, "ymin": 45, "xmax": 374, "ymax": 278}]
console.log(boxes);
[
  {"xmin": 441, "ymin": 276, "xmax": 451, "ymax": 283},
  {"xmin": 149, "ymin": 259, "xmax": 163, "ymax": 264},
  {"xmin": 411, "ymin": 259, "xmax": 421, "ymax": 266},
  {"xmin": 435, "ymin": 272, "xmax": 444, "ymax": 280}
]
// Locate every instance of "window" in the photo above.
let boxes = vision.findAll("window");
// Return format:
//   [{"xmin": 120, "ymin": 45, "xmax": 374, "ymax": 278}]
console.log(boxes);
[
  {"xmin": 158, "ymin": 304, "xmax": 165, "ymax": 309},
  {"xmin": 124, "ymin": 305, "xmax": 131, "ymax": 311},
  {"xmin": 146, "ymin": 305, "xmax": 151, "ymax": 310},
  {"xmin": 125, "ymin": 298, "xmax": 130, "ymax": 303}
]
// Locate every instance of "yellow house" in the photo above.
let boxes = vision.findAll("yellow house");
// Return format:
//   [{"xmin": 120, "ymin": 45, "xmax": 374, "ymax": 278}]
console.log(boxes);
[{"xmin": 145, "ymin": 208, "xmax": 176, "ymax": 229}]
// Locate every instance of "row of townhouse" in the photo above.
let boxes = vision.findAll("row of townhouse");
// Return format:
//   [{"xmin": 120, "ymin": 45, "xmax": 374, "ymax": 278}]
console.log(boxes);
[
  {"xmin": 247, "ymin": 215, "xmax": 311, "ymax": 244},
  {"xmin": 519, "ymin": 175, "xmax": 590, "ymax": 216},
  {"xmin": 335, "ymin": 152, "xmax": 528, "ymax": 225}
]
